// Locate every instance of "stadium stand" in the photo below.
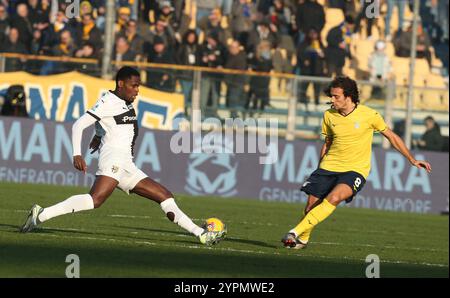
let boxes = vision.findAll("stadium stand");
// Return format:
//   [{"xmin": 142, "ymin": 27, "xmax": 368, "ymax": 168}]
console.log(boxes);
[{"xmin": 0, "ymin": 0, "xmax": 448, "ymax": 147}]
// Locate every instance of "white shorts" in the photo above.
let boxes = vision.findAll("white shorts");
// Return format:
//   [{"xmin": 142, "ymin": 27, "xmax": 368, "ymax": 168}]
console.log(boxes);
[{"xmin": 96, "ymin": 158, "xmax": 147, "ymax": 194}]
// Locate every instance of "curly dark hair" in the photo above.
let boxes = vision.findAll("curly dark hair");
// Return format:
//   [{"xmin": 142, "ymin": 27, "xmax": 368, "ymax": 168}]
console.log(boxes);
[
  {"xmin": 115, "ymin": 66, "xmax": 140, "ymax": 86},
  {"xmin": 324, "ymin": 76, "xmax": 360, "ymax": 105}
]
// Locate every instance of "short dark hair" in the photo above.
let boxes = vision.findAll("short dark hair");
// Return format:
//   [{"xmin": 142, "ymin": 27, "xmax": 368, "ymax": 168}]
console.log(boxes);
[
  {"xmin": 324, "ymin": 76, "xmax": 360, "ymax": 105},
  {"xmin": 424, "ymin": 115, "xmax": 435, "ymax": 123},
  {"xmin": 115, "ymin": 66, "xmax": 140, "ymax": 86}
]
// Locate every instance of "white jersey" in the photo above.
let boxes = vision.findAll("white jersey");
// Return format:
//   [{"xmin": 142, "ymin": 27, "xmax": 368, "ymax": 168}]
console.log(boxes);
[
  {"xmin": 71, "ymin": 91, "xmax": 146, "ymax": 193},
  {"xmin": 86, "ymin": 91, "xmax": 138, "ymax": 162}
]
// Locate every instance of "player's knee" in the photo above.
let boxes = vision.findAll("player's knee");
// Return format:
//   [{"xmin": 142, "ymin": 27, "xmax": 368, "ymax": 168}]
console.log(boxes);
[
  {"xmin": 327, "ymin": 194, "xmax": 341, "ymax": 205},
  {"xmin": 91, "ymin": 194, "xmax": 106, "ymax": 208}
]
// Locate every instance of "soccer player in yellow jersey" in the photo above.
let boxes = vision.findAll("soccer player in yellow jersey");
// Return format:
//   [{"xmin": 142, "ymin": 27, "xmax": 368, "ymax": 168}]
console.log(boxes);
[{"xmin": 282, "ymin": 76, "xmax": 432, "ymax": 249}]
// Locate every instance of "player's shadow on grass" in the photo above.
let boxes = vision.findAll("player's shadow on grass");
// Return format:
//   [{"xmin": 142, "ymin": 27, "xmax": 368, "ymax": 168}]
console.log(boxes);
[
  {"xmin": 0, "ymin": 223, "xmax": 89, "ymax": 235},
  {"xmin": 0, "ymin": 223, "xmax": 171, "ymax": 243},
  {"xmin": 0, "ymin": 223, "xmax": 106, "ymax": 236},
  {"xmin": 0, "ymin": 223, "xmax": 25, "ymax": 232},
  {"xmin": 223, "ymin": 237, "xmax": 278, "ymax": 249},
  {"xmin": 115, "ymin": 225, "xmax": 277, "ymax": 249},
  {"xmin": 113, "ymin": 225, "xmax": 210, "ymax": 245},
  {"xmin": 2, "ymin": 222, "xmax": 276, "ymax": 249}
]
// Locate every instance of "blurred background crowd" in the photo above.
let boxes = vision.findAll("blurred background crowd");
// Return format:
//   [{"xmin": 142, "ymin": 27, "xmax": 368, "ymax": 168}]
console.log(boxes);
[
  {"xmin": 0, "ymin": 1, "xmax": 448, "ymax": 79},
  {"xmin": 0, "ymin": 0, "xmax": 448, "ymax": 151}
]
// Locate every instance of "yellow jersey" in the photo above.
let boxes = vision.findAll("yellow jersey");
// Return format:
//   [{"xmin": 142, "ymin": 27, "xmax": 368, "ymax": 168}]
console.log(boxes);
[{"xmin": 319, "ymin": 104, "xmax": 388, "ymax": 178}]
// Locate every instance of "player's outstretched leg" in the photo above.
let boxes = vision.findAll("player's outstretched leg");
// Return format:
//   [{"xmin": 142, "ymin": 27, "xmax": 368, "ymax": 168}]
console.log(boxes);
[
  {"xmin": 281, "ymin": 195, "xmax": 321, "ymax": 249},
  {"xmin": 20, "ymin": 194, "xmax": 94, "ymax": 233},
  {"xmin": 282, "ymin": 199, "xmax": 336, "ymax": 248},
  {"xmin": 131, "ymin": 178, "xmax": 221, "ymax": 245},
  {"xmin": 282, "ymin": 185, "xmax": 351, "ymax": 249},
  {"xmin": 20, "ymin": 176, "xmax": 117, "ymax": 233},
  {"xmin": 160, "ymin": 198, "xmax": 221, "ymax": 245}
]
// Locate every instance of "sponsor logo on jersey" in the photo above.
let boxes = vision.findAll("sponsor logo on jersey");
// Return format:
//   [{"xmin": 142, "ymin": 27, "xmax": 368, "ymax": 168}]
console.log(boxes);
[
  {"xmin": 114, "ymin": 110, "xmax": 137, "ymax": 124},
  {"xmin": 122, "ymin": 115, "xmax": 137, "ymax": 122}
]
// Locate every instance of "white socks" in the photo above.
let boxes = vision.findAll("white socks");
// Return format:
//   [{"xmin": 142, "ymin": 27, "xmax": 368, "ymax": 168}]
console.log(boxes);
[
  {"xmin": 160, "ymin": 198, "xmax": 204, "ymax": 237},
  {"xmin": 37, "ymin": 195, "xmax": 204, "ymax": 237},
  {"xmin": 38, "ymin": 194, "xmax": 95, "ymax": 223}
]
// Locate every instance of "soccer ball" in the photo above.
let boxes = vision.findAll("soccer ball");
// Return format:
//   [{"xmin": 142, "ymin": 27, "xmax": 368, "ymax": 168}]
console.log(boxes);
[{"xmin": 202, "ymin": 217, "xmax": 227, "ymax": 243}]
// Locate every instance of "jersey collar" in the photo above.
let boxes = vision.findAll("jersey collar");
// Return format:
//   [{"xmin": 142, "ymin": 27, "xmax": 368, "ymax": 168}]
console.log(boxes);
[
  {"xmin": 340, "ymin": 105, "xmax": 358, "ymax": 117},
  {"xmin": 109, "ymin": 90, "xmax": 128, "ymax": 102}
]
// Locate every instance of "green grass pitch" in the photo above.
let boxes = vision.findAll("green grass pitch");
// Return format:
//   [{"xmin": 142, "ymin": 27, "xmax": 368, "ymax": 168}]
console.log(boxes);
[{"xmin": 0, "ymin": 182, "xmax": 448, "ymax": 278}]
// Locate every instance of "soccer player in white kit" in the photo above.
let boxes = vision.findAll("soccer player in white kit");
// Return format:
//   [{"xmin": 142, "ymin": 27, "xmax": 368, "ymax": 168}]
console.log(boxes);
[{"xmin": 20, "ymin": 66, "xmax": 220, "ymax": 245}]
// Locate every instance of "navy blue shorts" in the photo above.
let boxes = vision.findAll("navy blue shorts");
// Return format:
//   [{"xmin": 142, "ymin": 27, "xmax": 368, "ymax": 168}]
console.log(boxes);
[{"xmin": 300, "ymin": 169, "xmax": 366, "ymax": 203}]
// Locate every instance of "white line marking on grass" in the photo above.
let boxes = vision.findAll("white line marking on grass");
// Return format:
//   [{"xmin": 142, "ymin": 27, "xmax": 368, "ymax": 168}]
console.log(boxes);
[
  {"xmin": 28, "ymin": 232, "xmax": 448, "ymax": 268},
  {"xmin": 108, "ymin": 214, "xmax": 152, "ymax": 219},
  {"xmin": 108, "ymin": 215, "xmax": 276, "ymax": 227},
  {"xmin": 191, "ymin": 219, "xmax": 276, "ymax": 227},
  {"xmin": 314, "ymin": 241, "xmax": 447, "ymax": 253},
  {"xmin": 43, "ymin": 226, "xmax": 86, "ymax": 232},
  {"xmin": 343, "ymin": 228, "xmax": 411, "ymax": 236}
]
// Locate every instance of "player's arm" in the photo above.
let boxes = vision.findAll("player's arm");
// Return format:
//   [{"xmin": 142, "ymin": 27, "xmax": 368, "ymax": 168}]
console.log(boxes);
[
  {"xmin": 89, "ymin": 135, "xmax": 102, "ymax": 153},
  {"xmin": 89, "ymin": 122, "xmax": 105, "ymax": 154},
  {"xmin": 319, "ymin": 136, "xmax": 333, "ymax": 164},
  {"xmin": 381, "ymin": 128, "xmax": 432, "ymax": 173},
  {"xmin": 72, "ymin": 113, "xmax": 98, "ymax": 172}
]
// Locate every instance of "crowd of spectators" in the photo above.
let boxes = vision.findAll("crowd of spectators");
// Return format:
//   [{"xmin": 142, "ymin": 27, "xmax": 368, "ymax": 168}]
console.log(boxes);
[
  {"xmin": 0, "ymin": 0, "xmax": 448, "ymax": 116},
  {"xmin": 412, "ymin": 115, "xmax": 446, "ymax": 152}
]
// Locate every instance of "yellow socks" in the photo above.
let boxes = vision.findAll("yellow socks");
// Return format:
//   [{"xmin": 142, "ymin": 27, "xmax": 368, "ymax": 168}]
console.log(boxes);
[
  {"xmin": 298, "ymin": 229, "xmax": 312, "ymax": 243},
  {"xmin": 297, "ymin": 210, "xmax": 312, "ymax": 243},
  {"xmin": 292, "ymin": 199, "xmax": 336, "ymax": 240}
]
